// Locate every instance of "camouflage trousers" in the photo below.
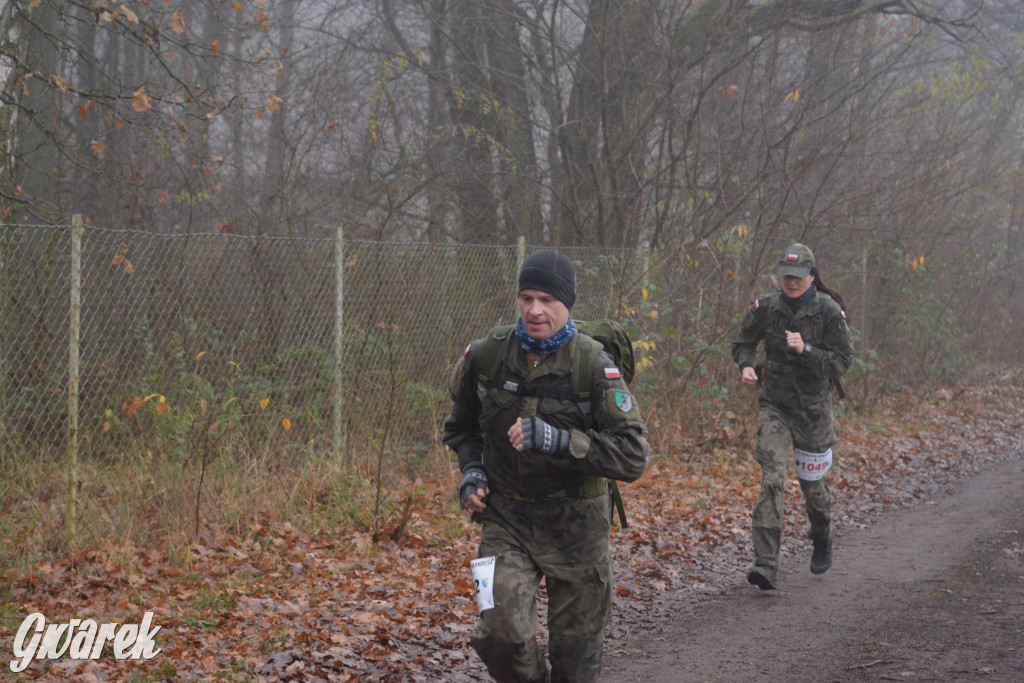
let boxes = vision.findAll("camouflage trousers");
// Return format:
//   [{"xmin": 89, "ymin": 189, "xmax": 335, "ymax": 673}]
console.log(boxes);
[
  {"xmin": 751, "ymin": 403, "xmax": 833, "ymax": 570},
  {"xmin": 470, "ymin": 492, "xmax": 613, "ymax": 683}
]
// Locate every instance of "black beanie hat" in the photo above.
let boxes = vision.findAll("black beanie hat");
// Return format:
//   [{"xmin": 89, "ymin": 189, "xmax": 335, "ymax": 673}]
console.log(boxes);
[{"xmin": 518, "ymin": 249, "xmax": 577, "ymax": 309}]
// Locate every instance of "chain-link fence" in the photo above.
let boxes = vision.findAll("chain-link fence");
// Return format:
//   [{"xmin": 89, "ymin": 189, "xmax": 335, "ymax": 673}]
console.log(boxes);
[
  {"xmin": 0, "ymin": 222, "xmax": 655, "ymax": 462},
  {"xmin": 6, "ymin": 220, "xmax": 1013, "ymax": 560}
]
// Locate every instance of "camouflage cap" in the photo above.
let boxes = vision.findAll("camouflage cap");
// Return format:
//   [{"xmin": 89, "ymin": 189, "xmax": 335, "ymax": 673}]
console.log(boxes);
[{"xmin": 777, "ymin": 243, "xmax": 815, "ymax": 278}]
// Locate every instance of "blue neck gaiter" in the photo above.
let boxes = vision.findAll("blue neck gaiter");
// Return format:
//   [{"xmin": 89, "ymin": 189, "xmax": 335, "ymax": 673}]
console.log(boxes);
[{"xmin": 515, "ymin": 317, "xmax": 577, "ymax": 355}]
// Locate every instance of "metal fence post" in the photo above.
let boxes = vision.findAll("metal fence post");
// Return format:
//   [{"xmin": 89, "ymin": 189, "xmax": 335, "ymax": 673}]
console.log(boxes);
[
  {"xmin": 333, "ymin": 223, "xmax": 345, "ymax": 463},
  {"xmin": 861, "ymin": 243, "xmax": 869, "ymax": 352},
  {"xmin": 66, "ymin": 215, "xmax": 82, "ymax": 548},
  {"xmin": 0, "ymin": 224, "xmax": 8, "ymax": 444},
  {"xmin": 515, "ymin": 236, "xmax": 526, "ymax": 316},
  {"xmin": 641, "ymin": 240, "xmax": 650, "ymax": 291}
]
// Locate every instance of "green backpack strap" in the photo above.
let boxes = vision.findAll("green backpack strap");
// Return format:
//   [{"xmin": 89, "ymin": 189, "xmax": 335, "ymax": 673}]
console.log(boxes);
[
  {"xmin": 570, "ymin": 333, "xmax": 597, "ymax": 405},
  {"xmin": 571, "ymin": 332, "xmax": 629, "ymax": 529},
  {"xmin": 609, "ymin": 481, "xmax": 628, "ymax": 529},
  {"xmin": 478, "ymin": 323, "xmax": 630, "ymax": 529},
  {"xmin": 476, "ymin": 324, "xmax": 516, "ymax": 388}
]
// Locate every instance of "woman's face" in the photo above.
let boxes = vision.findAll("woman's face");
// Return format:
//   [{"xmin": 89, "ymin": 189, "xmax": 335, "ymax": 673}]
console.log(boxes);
[
  {"xmin": 518, "ymin": 289, "xmax": 570, "ymax": 341},
  {"xmin": 781, "ymin": 274, "xmax": 814, "ymax": 299}
]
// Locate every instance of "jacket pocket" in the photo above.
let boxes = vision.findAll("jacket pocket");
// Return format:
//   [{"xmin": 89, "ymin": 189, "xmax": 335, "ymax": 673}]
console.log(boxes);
[
  {"xmin": 479, "ymin": 387, "xmax": 517, "ymax": 433},
  {"xmin": 538, "ymin": 396, "xmax": 586, "ymax": 430}
]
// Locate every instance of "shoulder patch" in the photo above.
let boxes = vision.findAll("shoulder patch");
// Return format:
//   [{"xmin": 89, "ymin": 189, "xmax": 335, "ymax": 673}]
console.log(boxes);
[
  {"xmin": 464, "ymin": 343, "xmax": 471, "ymax": 356},
  {"xmin": 604, "ymin": 367, "xmax": 622, "ymax": 380},
  {"xmin": 752, "ymin": 293, "xmax": 774, "ymax": 311}
]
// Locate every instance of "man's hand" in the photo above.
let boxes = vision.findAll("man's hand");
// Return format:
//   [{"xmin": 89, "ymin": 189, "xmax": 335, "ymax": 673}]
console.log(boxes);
[
  {"xmin": 510, "ymin": 417, "xmax": 570, "ymax": 454},
  {"xmin": 741, "ymin": 365, "xmax": 759, "ymax": 389},
  {"xmin": 459, "ymin": 464, "xmax": 488, "ymax": 513}
]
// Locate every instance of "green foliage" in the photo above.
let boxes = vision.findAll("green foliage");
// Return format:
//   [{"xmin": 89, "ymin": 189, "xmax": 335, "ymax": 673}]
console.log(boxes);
[
  {"xmin": 846, "ymin": 348, "xmax": 888, "ymax": 399},
  {"xmin": 872, "ymin": 246, "xmax": 966, "ymax": 387},
  {"xmin": 617, "ymin": 257, "xmax": 740, "ymax": 443},
  {"xmin": 192, "ymin": 588, "xmax": 238, "ymax": 612},
  {"xmin": 311, "ymin": 466, "xmax": 421, "ymax": 540},
  {"xmin": 103, "ymin": 312, "xmax": 341, "ymax": 465},
  {"xmin": 129, "ymin": 661, "xmax": 179, "ymax": 683},
  {"xmin": 404, "ymin": 381, "xmax": 448, "ymax": 459}
]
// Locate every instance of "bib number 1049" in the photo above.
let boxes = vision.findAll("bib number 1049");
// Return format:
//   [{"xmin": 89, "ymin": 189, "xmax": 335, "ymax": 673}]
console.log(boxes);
[{"xmin": 793, "ymin": 448, "xmax": 833, "ymax": 481}]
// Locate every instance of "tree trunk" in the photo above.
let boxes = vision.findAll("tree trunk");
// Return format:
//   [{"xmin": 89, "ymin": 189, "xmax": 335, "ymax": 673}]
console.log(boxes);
[
  {"xmin": 483, "ymin": 0, "xmax": 543, "ymax": 243},
  {"xmin": 447, "ymin": 0, "xmax": 500, "ymax": 243}
]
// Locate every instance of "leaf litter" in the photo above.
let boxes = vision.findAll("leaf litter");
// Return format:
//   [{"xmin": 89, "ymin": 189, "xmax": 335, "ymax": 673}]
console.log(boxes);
[{"xmin": 2, "ymin": 381, "xmax": 1021, "ymax": 682}]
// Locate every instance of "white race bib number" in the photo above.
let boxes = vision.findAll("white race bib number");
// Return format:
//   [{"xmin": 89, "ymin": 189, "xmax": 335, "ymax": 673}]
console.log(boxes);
[
  {"xmin": 793, "ymin": 448, "xmax": 833, "ymax": 481},
  {"xmin": 471, "ymin": 556, "xmax": 496, "ymax": 612}
]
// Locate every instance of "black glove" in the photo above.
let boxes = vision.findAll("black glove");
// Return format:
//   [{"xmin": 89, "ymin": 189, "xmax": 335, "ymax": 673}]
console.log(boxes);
[
  {"xmin": 459, "ymin": 463, "xmax": 488, "ymax": 509},
  {"xmin": 521, "ymin": 417, "xmax": 571, "ymax": 454}
]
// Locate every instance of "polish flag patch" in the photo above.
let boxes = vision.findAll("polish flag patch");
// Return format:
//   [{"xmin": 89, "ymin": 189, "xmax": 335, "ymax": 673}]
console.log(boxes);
[
  {"xmin": 840, "ymin": 309, "xmax": 847, "ymax": 319},
  {"xmin": 786, "ymin": 253, "xmax": 800, "ymax": 262},
  {"xmin": 604, "ymin": 367, "xmax": 621, "ymax": 379},
  {"xmin": 464, "ymin": 344, "xmax": 471, "ymax": 356},
  {"xmin": 753, "ymin": 299, "xmax": 759, "ymax": 310}
]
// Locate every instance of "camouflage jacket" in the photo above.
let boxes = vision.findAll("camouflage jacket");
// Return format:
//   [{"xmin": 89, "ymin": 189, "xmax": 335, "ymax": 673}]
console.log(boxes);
[
  {"xmin": 731, "ymin": 289, "xmax": 854, "ymax": 410},
  {"xmin": 443, "ymin": 328, "xmax": 649, "ymax": 499}
]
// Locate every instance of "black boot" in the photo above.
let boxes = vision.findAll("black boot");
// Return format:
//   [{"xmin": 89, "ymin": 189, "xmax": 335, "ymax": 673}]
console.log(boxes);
[
  {"xmin": 810, "ymin": 536, "xmax": 833, "ymax": 574},
  {"xmin": 746, "ymin": 564, "xmax": 778, "ymax": 590}
]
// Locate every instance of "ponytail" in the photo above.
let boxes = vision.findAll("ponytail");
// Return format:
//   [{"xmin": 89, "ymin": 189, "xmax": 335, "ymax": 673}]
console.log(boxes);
[{"xmin": 811, "ymin": 269, "xmax": 848, "ymax": 319}]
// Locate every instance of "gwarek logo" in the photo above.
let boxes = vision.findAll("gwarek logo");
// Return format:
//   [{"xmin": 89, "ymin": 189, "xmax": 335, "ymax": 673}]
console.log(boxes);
[{"xmin": 10, "ymin": 612, "xmax": 162, "ymax": 673}]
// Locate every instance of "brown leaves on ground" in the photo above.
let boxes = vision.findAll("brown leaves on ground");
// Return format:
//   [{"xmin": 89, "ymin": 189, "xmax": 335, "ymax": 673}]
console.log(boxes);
[{"xmin": 3, "ymin": 382, "xmax": 1021, "ymax": 682}]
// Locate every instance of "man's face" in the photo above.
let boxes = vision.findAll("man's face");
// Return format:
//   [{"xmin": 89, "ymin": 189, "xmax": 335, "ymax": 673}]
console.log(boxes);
[
  {"xmin": 518, "ymin": 289, "xmax": 570, "ymax": 341},
  {"xmin": 780, "ymin": 274, "xmax": 813, "ymax": 299}
]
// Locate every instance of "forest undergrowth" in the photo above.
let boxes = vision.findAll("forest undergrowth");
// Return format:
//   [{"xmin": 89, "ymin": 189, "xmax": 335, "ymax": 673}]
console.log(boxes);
[{"xmin": 1, "ymin": 371, "xmax": 1022, "ymax": 681}]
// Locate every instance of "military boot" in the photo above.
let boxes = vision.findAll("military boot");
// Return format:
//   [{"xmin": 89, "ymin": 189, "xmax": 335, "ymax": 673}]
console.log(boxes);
[
  {"xmin": 746, "ymin": 564, "xmax": 778, "ymax": 591},
  {"xmin": 810, "ymin": 536, "xmax": 833, "ymax": 574}
]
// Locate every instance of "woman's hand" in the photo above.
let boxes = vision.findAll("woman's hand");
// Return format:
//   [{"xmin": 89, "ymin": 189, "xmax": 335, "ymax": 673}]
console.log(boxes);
[{"xmin": 785, "ymin": 330, "xmax": 806, "ymax": 355}]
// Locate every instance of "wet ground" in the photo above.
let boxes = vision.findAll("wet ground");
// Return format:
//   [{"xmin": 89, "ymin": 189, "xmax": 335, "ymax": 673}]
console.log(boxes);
[{"xmin": 601, "ymin": 418, "xmax": 1024, "ymax": 682}]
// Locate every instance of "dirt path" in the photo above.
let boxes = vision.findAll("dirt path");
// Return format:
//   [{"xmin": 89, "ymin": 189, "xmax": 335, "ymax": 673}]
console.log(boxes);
[{"xmin": 601, "ymin": 432, "xmax": 1024, "ymax": 682}]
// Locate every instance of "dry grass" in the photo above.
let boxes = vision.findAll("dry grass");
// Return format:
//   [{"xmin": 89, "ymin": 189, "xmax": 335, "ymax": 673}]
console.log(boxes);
[
  {"xmin": 5, "ymin": 363, "xmax": 1020, "ymax": 572},
  {"xmin": 0, "ymin": 435, "xmax": 456, "ymax": 571}
]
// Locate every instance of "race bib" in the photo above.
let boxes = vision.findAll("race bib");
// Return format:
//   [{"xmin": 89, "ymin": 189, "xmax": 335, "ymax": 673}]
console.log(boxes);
[
  {"xmin": 793, "ymin": 448, "xmax": 833, "ymax": 481},
  {"xmin": 471, "ymin": 556, "xmax": 496, "ymax": 612}
]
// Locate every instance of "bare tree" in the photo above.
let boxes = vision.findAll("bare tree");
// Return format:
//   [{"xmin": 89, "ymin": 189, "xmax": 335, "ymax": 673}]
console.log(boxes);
[{"xmin": 1, "ymin": 0, "xmax": 1021, "ymax": 376}]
